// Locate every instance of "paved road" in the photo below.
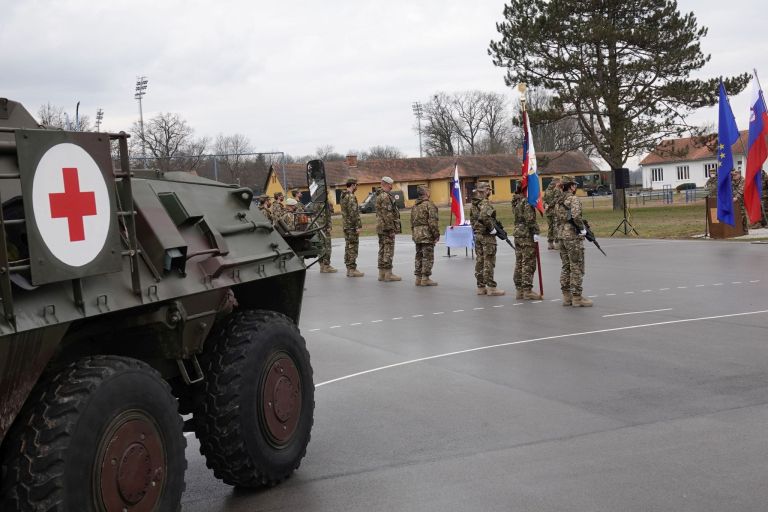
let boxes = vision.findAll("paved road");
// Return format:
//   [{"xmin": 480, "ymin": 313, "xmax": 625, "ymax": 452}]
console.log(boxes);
[{"xmin": 182, "ymin": 236, "xmax": 768, "ymax": 512}]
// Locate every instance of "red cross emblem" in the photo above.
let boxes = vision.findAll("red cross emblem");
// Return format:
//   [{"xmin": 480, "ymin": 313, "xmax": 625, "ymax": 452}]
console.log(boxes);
[{"xmin": 48, "ymin": 167, "xmax": 97, "ymax": 242}]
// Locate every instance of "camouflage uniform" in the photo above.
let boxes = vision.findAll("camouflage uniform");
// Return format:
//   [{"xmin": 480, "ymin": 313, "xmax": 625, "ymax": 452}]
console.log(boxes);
[
  {"xmin": 278, "ymin": 209, "xmax": 296, "ymax": 230},
  {"xmin": 470, "ymin": 191, "xmax": 500, "ymax": 292},
  {"xmin": 318, "ymin": 203, "xmax": 334, "ymax": 267},
  {"xmin": 705, "ymin": 175, "xmax": 718, "ymax": 197},
  {"xmin": 513, "ymin": 193, "xmax": 540, "ymax": 296},
  {"xmin": 410, "ymin": 194, "xmax": 440, "ymax": 283},
  {"xmin": 375, "ymin": 188, "xmax": 401, "ymax": 271},
  {"xmin": 543, "ymin": 181, "xmax": 560, "ymax": 248},
  {"xmin": 555, "ymin": 181, "xmax": 588, "ymax": 303},
  {"xmin": 258, "ymin": 197, "xmax": 274, "ymax": 223},
  {"xmin": 341, "ymin": 189, "xmax": 362, "ymax": 270},
  {"xmin": 270, "ymin": 199, "xmax": 285, "ymax": 221},
  {"xmin": 731, "ymin": 170, "xmax": 748, "ymax": 233}
]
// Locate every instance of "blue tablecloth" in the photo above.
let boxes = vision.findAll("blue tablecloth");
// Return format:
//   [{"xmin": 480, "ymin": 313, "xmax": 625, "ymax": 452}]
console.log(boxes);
[{"xmin": 444, "ymin": 225, "xmax": 474, "ymax": 249}]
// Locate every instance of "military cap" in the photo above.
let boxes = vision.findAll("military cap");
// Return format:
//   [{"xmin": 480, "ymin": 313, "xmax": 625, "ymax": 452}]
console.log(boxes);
[
  {"xmin": 381, "ymin": 176, "xmax": 394, "ymax": 184},
  {"xmin": 274, "ymin": 191, "xmax": 284, "ymax": 199},
  {"xmin": 476, "ymin": 181, "xmax": 491, "ymax": 191},
  {"xmin": 560, "ymin": 175, "xmax": 576, "ymax": 185},
  {"xmin": 417, "ymin": 185, "xmax": 429, "ymax": 196},
  {"xmin": 285, "ymin": 198, "xmax": 298, "ymax": 206},
  {"xmin": 345, "ymin": 177, "xmax": 358, "ymax": 185}
]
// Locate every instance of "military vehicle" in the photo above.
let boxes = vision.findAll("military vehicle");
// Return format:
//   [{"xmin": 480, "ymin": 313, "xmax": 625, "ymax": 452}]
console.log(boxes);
[
  {"xmin": 0, "ymin": 99, "xmax": 326, "ymax": 511},
  {"xmin": 359, "ymin": 187, "xmax": 405, "ymax": 213}
]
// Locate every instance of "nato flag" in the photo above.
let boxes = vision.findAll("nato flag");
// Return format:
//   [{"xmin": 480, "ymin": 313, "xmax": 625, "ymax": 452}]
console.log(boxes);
[{"xmin": 717, "ymin": 81, "xmax": 740, "ymax": 226}]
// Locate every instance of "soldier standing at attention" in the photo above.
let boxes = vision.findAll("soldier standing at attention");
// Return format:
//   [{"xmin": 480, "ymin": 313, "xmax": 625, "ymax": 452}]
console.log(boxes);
[
  {"xmin": 471, "ymin": 182, "xmax": 504, "ymax": 296},
  {"xmin": 375, "ymin": 176, "xmax": 402, "ymax": 282},
  {"xmin": 731, "ymin": 169, "xmax": 748, "ymax": 234},
  {"xmin": 555, "ymin": 176, "xmax": 592, "ymax": 307},
  {"xmin": 705, "ymin": 169, "xmax": 718, "ymax": 197},
  {"xmin": 513, "ymin": 185, "xmax": 542, "ymax": 300},
  {"xmin": 543, "ymin": 178, "xmax": 561, "ymax": 250},
  {"xmin": 258, "ymin": 195, "xmax": 274, "ymax": 223},
  {"xmin": 271, "ymin": 191, "xmax": 285, "ymax": 220},
  {"xmin": 410, "ymin": 186, "xmax": 440, "ymax": 286},
  {"xmin": 340, "ymin": 178, "xmax": 364, "ymax": 277},
  {"xmin": 318, "ymin": 196, "xmax": 337, "ymax": 273}
]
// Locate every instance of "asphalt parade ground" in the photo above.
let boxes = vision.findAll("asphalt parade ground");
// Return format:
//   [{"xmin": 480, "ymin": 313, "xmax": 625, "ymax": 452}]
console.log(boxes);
[{"xmin": 182, "ymin": 236, "xmax": 768, "ymax": 512}]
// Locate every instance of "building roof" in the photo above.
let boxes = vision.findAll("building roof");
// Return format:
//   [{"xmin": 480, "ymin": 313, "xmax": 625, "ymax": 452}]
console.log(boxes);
[
  {"xmin": 640, "ymin": 131, "xmax": 768, "ymax": 166},
  {"xmin": 270, "ymin": 151, "xmax": 599, "ymax": 189}
]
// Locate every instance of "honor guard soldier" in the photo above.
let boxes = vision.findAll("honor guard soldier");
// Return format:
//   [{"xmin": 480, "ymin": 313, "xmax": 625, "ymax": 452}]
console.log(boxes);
[
  {"xmin": 512, "ymin": 184, "xmax": 542, "ymax": 300},
  {"xmin": 470, "ymin": 182, "xmax": 504, "ymax": 296},
  {"xmin": 410, "ymin": 185, "xmax": 439, "ymax": 286},
  {"xmin": 543, "ymin": 178, "xmax": 561, "ymax": 250},
  {"xmin": 375, "ymin": 176, "xmax": 402, "ymax": 282},
  {"xmin": 340, "ymin": 177, "xmax": 364, "ymax": 277},
  {"xmin": 554, "ymin": 176, "xmax": 592, "ymax": 307}
]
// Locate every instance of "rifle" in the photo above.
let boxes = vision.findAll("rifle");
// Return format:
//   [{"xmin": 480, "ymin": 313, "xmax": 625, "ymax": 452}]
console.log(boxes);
[
  {"xmin": 491, "ymin": 218, "xmax": 514, "ymax": 248},
  {"xmin": 569, "ymin": 216, "xmax": 606, "ymax": 256}
]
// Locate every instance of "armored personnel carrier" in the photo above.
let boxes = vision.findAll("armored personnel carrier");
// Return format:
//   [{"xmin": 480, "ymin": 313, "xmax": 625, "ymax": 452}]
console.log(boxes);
[{"xmin": 0, "ymin": 99, "xmax": 324, "ymax": 511}]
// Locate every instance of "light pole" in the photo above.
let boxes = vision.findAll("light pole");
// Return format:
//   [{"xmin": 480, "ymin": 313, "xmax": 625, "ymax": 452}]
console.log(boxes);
[
  {"xmin": 411, "ymin": 101, "xmax": 423, "ymax": 158},
  {"xmin": 134, "ymin": 76, "xmax": 148, "ymax": 160},
  {"xmin": 95, "ymin": 108, "xmax": 104, "ymax": 132}
]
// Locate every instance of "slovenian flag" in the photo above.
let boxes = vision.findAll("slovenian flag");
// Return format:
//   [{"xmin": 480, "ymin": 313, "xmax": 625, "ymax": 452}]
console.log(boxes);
[
  {"xmin": 717, "ymin": 81, "xmax": 740, "ymax": 226},
  {"xmin": 450, "ymin": 163, "xmax": 465, "ymax": 225},
  {"xmin": 520, "ymin": 110, "xmax": 544, "ymax": 213},
  {"xmin": 745, "ymin": 74, "xmax": 768, "ymax": 223}
]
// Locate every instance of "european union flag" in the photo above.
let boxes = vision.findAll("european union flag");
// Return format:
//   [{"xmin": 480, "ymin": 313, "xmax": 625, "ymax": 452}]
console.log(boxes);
[{"xmin": 717, "ymin": 81, "xmax": 740, "ymax": 225}]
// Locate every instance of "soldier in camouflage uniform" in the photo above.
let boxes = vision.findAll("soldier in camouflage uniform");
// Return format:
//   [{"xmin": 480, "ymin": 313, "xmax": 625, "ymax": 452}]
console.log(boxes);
[
  {"xmin": 704, "ymin": 170, "xmax": 718, "ymax": 197},
  {"xmin": 340, "ymin": 177, "xmax": 364, "ymax": 277},
  {"xmin": 731, "ymin": 169, "xmax": 748, "ymax": 234},
  {"xmin": 554, "ymin": 176, "xmax": 592, "ymax": 307},
  {"xmin": 411, "ymin": 186, "xmax": 440, "ymax": 286},
  {"xmin": 279, "ymin": 198, "xmax": 298, "ymax": 230},
  {"xmin": 543, "ymin": 178, "xmax": 561, "ymax": 250},
  {"xmin": 470, "ymin": 182, "xmax": 504, "ymax": 296},
  {"xmin": 512, "ymin": 186, "xmax": 542, "ymax": 300},
  {"xmin": 318, "ymin": 196, "xmax": 337, "ymax": 273},
  {"xmin": 375, "ymin": 176, "xmax": 402, "ymax": 282},
  {"xmin": 270, "ymin": 191, "xmax": 285, "ymax": 220},
  {"xmin": 257, "ymin": 195, "xmax": 274, "ymax": 223}
]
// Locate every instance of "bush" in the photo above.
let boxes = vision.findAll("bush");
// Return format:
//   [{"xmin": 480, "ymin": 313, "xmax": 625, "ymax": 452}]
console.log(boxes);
[{"xmin": 676, "ymin": 182, "xmax": 696, "ymax": 191}]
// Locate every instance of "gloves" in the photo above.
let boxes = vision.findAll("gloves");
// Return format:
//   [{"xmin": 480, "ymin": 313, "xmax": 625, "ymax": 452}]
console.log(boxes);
[
  {"xmin": 533, "ymin": 234, "xmax": 540, "ymax": 243},
  {"xmin": 490, "ymin": 228, "xmax": 497, "ymax": 235},
  {"xmin": 579, "ymin": 229, "xmax": 587, "ymax": 236}
]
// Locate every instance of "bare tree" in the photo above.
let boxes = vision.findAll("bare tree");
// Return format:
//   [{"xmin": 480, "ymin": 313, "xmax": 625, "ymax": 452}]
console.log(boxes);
[
  {"xmin": 360, "ymin": 145, "xmax": 405, "ymax": 160},
  {"xmin": 517, "ymin": 88, "xmax": 594, "ymax": 155},
  {"xmin": 130, "ymin": 112, "xmax": 208, "ymax": 172},
  {"xmin": 479, "ymin": 92, "xmax": 515, "ymax": 154},
  {"xmin": 452, "ymin": 91, "xmax": 486, "ymax": 154},
  {"xmin": 214, "ymin": 133, "xmax": 253, "ymax": 182},
  {"xmin": 37, "ymin": 103, "xmax": 91, "ymax": 131},
  {"xmin": 314, "ymin": 145, "xmax": 345, "ymax": 161},
  {"xmin": 423, "ymin": 93, "xmax": 457, "ymax": 156}
]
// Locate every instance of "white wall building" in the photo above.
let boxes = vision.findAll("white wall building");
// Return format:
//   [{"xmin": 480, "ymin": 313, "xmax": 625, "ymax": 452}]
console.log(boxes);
[{"xmin": 639, "ymin": 132, "xmax": 756, "ymax": 190}]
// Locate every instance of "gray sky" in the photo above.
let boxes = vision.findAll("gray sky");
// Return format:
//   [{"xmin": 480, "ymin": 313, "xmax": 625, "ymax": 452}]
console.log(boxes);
[{"xmin": 2, "ymin": 0, "xmax": 766, "ymax": 163}]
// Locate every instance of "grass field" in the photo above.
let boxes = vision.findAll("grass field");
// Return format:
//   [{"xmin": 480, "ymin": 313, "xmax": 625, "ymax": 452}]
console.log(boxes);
[{"xmin": 331, "ymin": 197, "xmax": 710, "ymax": 239}]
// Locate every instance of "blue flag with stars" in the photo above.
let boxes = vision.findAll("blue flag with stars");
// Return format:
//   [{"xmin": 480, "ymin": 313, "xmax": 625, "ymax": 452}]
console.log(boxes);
[{"xmin": 717, "ymin": 81, "xmax": 740, "ymax": 225}]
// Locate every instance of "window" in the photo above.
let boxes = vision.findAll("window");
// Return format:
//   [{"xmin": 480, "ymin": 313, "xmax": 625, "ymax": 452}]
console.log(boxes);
[
  {"xmin": 334, "ymin": 188, "xmax": 343, "ymax": 204},
  {"xmin": 490, "ymin": 180, "xmax": 496, "ymax": 194},
  {"xmin": 651, "ymin": 168, "xmax": 663, "ymax": 182},
  {"xmin": 676, "ymin": 165, "xmax": 690, "ymax": 180},
  {"xmin": 407, "ymin": 184, "xmax": 427, "ymax": 200},
  {"xmin": 509, "ymin": 178, "xmax": 521, "ymax": 193},
  {"xmin": 704, "ymin": 163, "xmax": 717, "ymax": 178},
  {"xmin": 737, "ymin": 160, "xmax": 743, "ymax": 171}
]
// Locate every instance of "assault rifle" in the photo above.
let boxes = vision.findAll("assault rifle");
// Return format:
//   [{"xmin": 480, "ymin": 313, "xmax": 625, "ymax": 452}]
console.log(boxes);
[
  {"xmin": 491, "ymin": 219, "xmax": 514, "ymax": 248},
  {"xmin": 569, "ymin": 216, "xmax": 606, "ymax": 256}
]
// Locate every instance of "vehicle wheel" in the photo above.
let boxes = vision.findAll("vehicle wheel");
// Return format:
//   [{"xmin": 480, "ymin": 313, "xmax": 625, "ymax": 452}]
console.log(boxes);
[
  {"xmin": 0, "ymin": 356, "xmax": 186, "ymax": 512},
  {"xmin": 194, "ymin": 309, "xmax": 314, "ymax": 488}
]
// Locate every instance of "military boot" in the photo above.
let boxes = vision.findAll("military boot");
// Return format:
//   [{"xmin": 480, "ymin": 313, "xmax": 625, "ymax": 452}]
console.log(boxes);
[
  {"xmin": 572, "ymin": 294, "xmax": 593, "ymax": 307},
  {"xmin": 515, "ymin": 289, "xmax": 523, "ymax": 299},
  {"xmin": 383, "ymin": 270, "xmax": 402, "ymax": 282},
  {"xmin": 378, "ymin": 270, "xmax": 386, "ymax": 281},
  {"xmin": 487, "ymin": 287, "xmax": 505, "ymax": 296},
  {"xmin": 523, "ymin": 289, "xmax": 542, "ymax": 300},
  {"xmin": 476, "ymin": 286, "xmax": 487, "ymax": 295},
  {"xmin": 346, "ymin": 268, "xmax": 364, "ymax": 277},
  {"xmin": 420, "ymin": 276, "xmax": 438, "ymax": 286},
  {"xmin": 415, "ymin": 277, "xmax": 423, "ymax": 286},
  {"xmin": 562, "ymin": 292, "xmax": 572, "ymax": 306},
  {"xmin": 320, "ymin": 264, "xmax": 338, "ymax": 273}
]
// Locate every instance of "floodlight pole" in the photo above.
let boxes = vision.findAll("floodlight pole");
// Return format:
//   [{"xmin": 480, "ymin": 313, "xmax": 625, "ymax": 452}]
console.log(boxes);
[
  {"xmin": 135, "ymin": 76, "xmax": 148, "ymax": 161},
  {"xmin": 411, "ymin": 101, "xmax": 424, "ymax": 157}
]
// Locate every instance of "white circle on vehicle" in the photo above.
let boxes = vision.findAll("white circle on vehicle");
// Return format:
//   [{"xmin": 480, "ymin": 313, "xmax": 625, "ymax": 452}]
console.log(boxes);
[{"xmin": 32, "ymin": 143, "xmax": 111, "ymax": 267}]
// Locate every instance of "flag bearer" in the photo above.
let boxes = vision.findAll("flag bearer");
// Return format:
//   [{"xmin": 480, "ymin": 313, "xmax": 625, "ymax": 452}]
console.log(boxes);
[{"xmin": 513, "ymin": 184, "xmax": 542, "ymax": 300}]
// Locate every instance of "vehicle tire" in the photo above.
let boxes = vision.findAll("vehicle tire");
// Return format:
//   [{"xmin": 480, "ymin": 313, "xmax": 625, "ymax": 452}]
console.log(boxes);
[
  {"xmin": 0, "ymin": 356, "xmax": 186, "ymax": 512},
  {"xmin": 194, "ymin": 309, "xmax": 314, "ymax": 488}
]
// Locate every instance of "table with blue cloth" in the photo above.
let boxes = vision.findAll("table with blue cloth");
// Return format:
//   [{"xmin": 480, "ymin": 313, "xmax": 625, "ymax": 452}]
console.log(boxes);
[{"xmin": 444, "ymin": 225, "xmax": 474, "ymax": 257}]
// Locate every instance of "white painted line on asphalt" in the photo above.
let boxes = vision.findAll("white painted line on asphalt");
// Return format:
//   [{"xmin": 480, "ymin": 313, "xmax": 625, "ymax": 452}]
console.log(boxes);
[
  {"xmin": 677, "ymin": 286, "xmax": 687, "ymax": 289},
  {"xmin": 412, "ymin": 314, "xmax": 423, "ymax": 318},
  {"xmin": 695, "ymin": 284, "xmax": 706, "ymax": 287},
  {"xmin": 602, "ymin": 308, "xmax": 673, "ymax": 318},
  {"xmin": 660, "ymin": 288, "xmax": 670, "ymax": 291},
  {"xmin": 750, "ymin": 280, "xmax": 760, "ymax": 283},
  {"xmin": 308, "ymin": 328, "xmax": 321, "ymax": 332},
  {"xmin": 453, "ymin": 309, "xmax": 464, "ymax": 313},
  {"xmin": 533, "ymin": 300, "xmax": 544, "ymax": 303},
  {"xmin": 513, "ymin": 303, "xmax": 523, "ymax": 306},
  {"xmin": 316, "ymin": 309, "xmax": 768, "ymax": 388},
  {"xmin": 371, "ymin": 320, "xmax": 383, "ymax": 323},
  {"xmin": 732, "ymin": 281, "xmax": 742, "ymax": 284},
  {"xmin": 606, "ymin": 293, "xmax": 617, "ymax": 296},
  {"xmin": 350, "ymin": 322, "xmax": 362, "ymax": 326},
  {"xmin": 392, "ymin": 317, "xmax": 403, "ymax": 321},
  {"xmin": 713, "ymin": 283, "xmax": 723, "ymax": 286},
  {"xmin": 493, "ymin": 304, "xmax": 504, "ymax": 308},
  {"xmin": 625, "ymin": 291, "xmax": 635, "ymax": 294},
  {"xmin": 473, "ymin": 307, "xmax": 485, "ymax": 310},
  {"xmin": 433, "ymin": 312, "xmax": 444, "ymax": 315},
  {"xmin": 330, "ymin": 325, "xmax": 341, "ymax": 329},
  {"xmin": 586, "ymin": 296, "xmax": 597, "ymax": 299},
  {"xmin": 550, "ymin": 299, "xmax": 560, "ymax": 302},
  {"xmin": 641, "ymin": 290, "xmax": 652, "ymax": 293}
]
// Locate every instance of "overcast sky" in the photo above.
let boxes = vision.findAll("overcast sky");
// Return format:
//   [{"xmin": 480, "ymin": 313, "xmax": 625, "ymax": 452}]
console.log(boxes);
[{"xmin": 2, "ymin": 0, "xmax": 766, "ymax": 164}]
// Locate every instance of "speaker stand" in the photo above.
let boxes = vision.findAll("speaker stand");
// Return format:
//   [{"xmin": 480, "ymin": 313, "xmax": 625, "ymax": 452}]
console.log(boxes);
[{"xmin": 611, "ymin": 188, "xmax": 639, "ymax": 236}]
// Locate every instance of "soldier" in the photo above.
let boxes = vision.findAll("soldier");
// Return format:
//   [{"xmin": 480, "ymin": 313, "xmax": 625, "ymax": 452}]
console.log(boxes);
[
  {"xmin": 318, "ymin": 195, "xmax": 337, "ymax": 273},
  {"xmin": 704, "ymin": 169, "xmax": 718, "ymax": 197},
  {"xmin": 543, "ymin": 178, "xmax": 561, "ymax": 250},
  {"xmin": 731, "ymin": 169, "xmax": 748, "ymax": 234},
  {"xmin": 257, "ymin": 194, "xmax": 274, "ymax": 223},
  {"xmin": 470, "ymin": 182, "xmax": 504, "ymax": 296},
  {"xmin": 375, "ymin": 176, "xmax": 402, "ymax": 282},
  {"xmin": 340, "ymin": 177, "xmax": 364, "ymax": 277},
  {"xmin": 279, "ymin": 198, "xmax": 298, "ymax": 230},
  {"xmin": 271, "ymin": 191, "xmax": 285, "ymax": 220},
  {"xmin": 513, "ymin": 185, "xmax": 541, "ymax": 300},
  {"xmin": 554, "ymin": 176, "xmax": 592, "ymax": 307},
  {"xmin": 410, "ymin": 186, "xmax": 440, "ymax": 286},
  {"xmin": 290, "ymin": 189, "xmax": 305, "ymax": 213}
]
